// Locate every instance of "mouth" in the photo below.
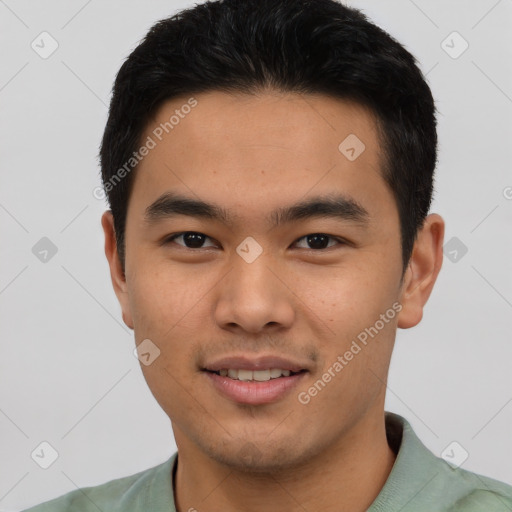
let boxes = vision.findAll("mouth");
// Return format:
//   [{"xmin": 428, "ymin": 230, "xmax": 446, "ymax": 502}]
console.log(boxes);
[
  {"xmin": 205, "ymin": 368, "xmax": 306, "ymax": 381},
  {"xmin": 202, "ymin": 368, "xmax": 308, "ymax": 404}
]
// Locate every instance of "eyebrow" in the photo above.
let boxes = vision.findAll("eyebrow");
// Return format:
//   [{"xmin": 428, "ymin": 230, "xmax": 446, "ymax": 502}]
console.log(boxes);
[{"xmin": 144, "ymin": 191, "xmax": 370, "ymax": 229}]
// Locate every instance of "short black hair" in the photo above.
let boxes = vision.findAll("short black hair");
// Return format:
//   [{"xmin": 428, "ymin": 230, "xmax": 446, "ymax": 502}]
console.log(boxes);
[{"xmin": 99, "ymin": 0, "xmax": 438, "ymax": 278}]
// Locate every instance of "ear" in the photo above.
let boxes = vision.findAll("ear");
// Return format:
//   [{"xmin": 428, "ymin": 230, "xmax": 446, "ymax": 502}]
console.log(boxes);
[
  {"xmin": 397, "ymin": 213, "xmax": 445, "ymax": 329},
  {"xmin": 101, "ymin": 210, "xmax": 134, "ymax": 330}
]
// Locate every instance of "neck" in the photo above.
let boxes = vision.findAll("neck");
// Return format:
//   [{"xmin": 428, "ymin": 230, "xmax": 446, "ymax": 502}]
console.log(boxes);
[{"xmin": 172, "ymin": 409, "xmax": 397, "ymax": 512}]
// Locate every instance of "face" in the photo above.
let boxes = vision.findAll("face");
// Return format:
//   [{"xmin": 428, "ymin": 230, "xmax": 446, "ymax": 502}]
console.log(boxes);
[{"xmin": 103, "ymin": 90, "xmax": 439, "ymax": 472}]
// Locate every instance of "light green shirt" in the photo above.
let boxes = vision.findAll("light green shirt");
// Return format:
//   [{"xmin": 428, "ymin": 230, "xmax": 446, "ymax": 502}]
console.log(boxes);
[{"xmin": 22, "ymin": 412, "xmax": 512, "ymax": 511}]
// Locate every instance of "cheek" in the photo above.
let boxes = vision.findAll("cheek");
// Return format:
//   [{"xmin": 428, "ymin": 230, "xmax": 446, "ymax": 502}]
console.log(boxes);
[
  {"xmin": 129, "ymin": 269, "xmax": 199, "ymax": 404},
  {"xmin": 127, "ymin": 261, "xmax": 201, "ymax": 334},
  {"xmin": 301, "ymin": 266, "xmax": 385, "ymax": 322},
  {"xmin": 300, "ymin": 262, "xmax": 399, "ymax": 368},
  {"xmin": 127, "ymin": 264, "xmax": 207, "ymax": 379},
  {"xmin": 127, "ymin": 271, "xmax": 170, "ymax": 333}
]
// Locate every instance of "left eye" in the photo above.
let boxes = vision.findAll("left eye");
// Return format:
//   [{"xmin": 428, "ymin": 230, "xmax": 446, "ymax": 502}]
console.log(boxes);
[
  {"xmin": 294, "ymin": 233, "xmax": 344, "ymax": 250},
  {"xmin": 165, "ymin": 232, "xmax": 217, "ymax": 249},
  {"xmin": 165, "ymin": 232, "xmax": 344, "ymax": 250}
]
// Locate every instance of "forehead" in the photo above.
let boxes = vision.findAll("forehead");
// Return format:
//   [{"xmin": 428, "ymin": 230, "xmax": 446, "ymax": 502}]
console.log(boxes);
[
  {"xmin": 144, "ymin": 90, "xmax": 382, "ymax": 162},
  {"xmin": 129, "ymin": 90, "xmax": 394, "ymax": 228}
]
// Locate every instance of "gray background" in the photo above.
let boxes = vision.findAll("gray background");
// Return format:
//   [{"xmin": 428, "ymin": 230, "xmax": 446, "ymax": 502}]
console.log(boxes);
[{"xmin": 1, "ymin": 0, "xmax": 511, "ymax": 510}]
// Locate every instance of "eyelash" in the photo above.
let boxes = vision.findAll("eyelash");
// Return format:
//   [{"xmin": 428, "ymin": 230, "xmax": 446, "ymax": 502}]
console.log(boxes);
[{"xmin": 163, "ymin": 231, "xmax": 347, "ymax": 251}]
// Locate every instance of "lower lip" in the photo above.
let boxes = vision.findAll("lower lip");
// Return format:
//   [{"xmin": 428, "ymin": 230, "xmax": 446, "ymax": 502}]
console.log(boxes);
[{"xmin": 203, "ymin": 371, "xmax": 307, "ymax": 405}]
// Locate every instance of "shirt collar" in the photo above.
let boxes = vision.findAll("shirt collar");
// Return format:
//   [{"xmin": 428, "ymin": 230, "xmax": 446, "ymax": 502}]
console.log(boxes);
[
  {"xmin": 368, "ymin": 411, "xmax": 445, "ymax": 511},
  {"xmin": 147, "ymin": 411, "xmax": 442, "ymax": 512}
]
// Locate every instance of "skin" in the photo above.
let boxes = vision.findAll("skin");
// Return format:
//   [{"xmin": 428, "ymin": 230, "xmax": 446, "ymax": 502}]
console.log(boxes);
[{"xmin": 102, "ymin": 90, "xmax": 444, "ymax": 512}]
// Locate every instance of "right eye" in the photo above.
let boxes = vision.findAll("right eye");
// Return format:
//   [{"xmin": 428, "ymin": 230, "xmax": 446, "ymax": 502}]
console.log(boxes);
[{"xmin": 164, "ymin": 231, "xmax": 218, "ymax": 249}]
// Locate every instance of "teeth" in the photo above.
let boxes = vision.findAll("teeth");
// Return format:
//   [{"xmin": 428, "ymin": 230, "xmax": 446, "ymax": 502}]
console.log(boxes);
[
  {"xmin": 215, "ymin": 368, "xmax": 295, "ymax": 381},
  {"xmin": 253, "ymin": 370, "xmax": 270, "ymax": 381},
  {"xmin": 238, "ymin": 369, "xmax": 253, "ymax": 381}
]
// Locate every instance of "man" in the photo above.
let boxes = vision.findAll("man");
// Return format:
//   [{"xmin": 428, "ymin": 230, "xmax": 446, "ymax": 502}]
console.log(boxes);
[{"xmin": 24, "ymin": 0, "xmax": 512, "ymax": 510}]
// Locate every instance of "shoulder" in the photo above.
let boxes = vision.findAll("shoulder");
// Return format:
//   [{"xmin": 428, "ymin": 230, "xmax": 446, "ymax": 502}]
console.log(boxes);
[
  {"xmin": 441, "ymin": 465, "xmax": 512, "ymax": 511},
  {"xmin": 20, "ymin": 454, "xmax": 176, "ymax": 512},
  {"xmin": 377, "ymin": 413, "xmax": 512, "ymax": 512}
]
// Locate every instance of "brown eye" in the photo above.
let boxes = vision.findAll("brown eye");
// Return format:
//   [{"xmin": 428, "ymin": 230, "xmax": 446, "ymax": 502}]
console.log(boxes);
[
  {"xmin": 294, "ymin": 234, "xmax": 344, "ymax": 250},
  {"xmin": 166, "ymin": 232, "xmax": 217, "ymax": 249}
]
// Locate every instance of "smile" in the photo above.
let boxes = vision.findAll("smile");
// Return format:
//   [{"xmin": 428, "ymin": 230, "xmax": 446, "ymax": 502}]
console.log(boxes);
[
  {"xmin": 203, "ymin": 369, "xmax": 308, "ymax": 404},
  {"xmin": 210, "ymin": 368, "xmax": 302, "ymax": 381}
]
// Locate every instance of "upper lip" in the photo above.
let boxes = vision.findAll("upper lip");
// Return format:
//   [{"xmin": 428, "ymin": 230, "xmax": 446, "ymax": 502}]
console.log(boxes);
[{"xmin": 202, "ymin": 355, "xmax": 310, "ymax": 373}]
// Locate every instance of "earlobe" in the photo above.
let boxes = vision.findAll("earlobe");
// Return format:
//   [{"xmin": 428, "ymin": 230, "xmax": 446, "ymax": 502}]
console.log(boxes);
[
  {"xmin": 101, "ymin": 210, "xmax": 134, "ymax": 330},
  {"xmin": 397, "ymin": 213, "xmax": 445, "ymax": 329}
]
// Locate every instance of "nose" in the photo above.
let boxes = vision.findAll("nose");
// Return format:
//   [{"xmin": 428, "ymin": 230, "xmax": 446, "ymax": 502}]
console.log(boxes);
[{"xmin": 214, "ymin": 252, "xmax": 295, "ymax": 334}]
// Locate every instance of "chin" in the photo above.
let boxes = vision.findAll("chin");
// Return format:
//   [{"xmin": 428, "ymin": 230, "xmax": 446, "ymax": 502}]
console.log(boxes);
[{"xmin": 201, "ymin": 437, "xmax": 314, "ymax": 475}]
